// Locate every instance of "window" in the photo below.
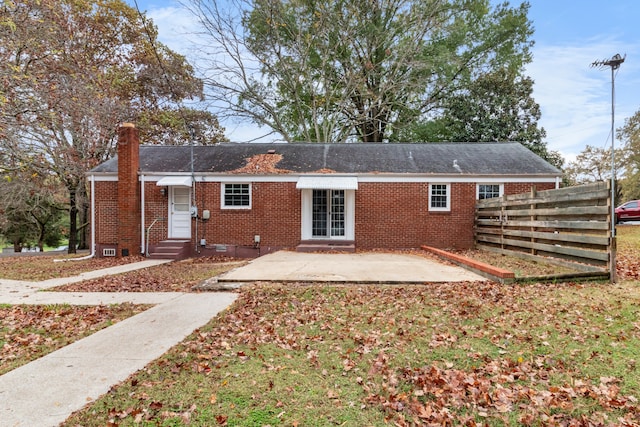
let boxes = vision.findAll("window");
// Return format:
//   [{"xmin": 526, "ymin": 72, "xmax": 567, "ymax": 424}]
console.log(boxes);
[
  {"xmin": 477, "ymin": 184, "xmax": 503, "ymax": 200},
  {"xmin": 222, "ymin": 183, "xmax": 251, "ymax": 208},
  {"xmin": 429, "ymin": 183, "xmax": 450, "ymax": 211}
]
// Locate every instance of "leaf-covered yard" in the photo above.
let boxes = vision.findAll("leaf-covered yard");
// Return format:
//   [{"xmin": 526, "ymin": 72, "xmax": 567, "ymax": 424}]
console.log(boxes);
[
  {"xmin": 0, "ymin": 303, "xmax": 147, "ymax": 375},
  {"xmin": 0, "ymin": 255, "xmax": 147, "ymax": 281},
  {"xmin": 62, "ymin": 280, "xmax": 640, "ymax": 426},
  {"xmin": 61, "ymin": 228, "xmax": 640, "ymax": 426},
  {"xmin": 51, "ymin": 257, "xmax": 244, "ymax": 293}
]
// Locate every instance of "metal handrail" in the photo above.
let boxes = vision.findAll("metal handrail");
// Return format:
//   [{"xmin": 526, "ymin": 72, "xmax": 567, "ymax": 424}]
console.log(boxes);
[{"xmin": 145, "ymin": 218, "xmax": 164, "ymax": 257}]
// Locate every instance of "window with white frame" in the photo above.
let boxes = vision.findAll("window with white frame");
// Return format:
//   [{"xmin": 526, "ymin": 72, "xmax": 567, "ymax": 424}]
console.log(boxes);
[
  {"xmin": 222, "ymin": 183, "xmax": 251, "ymax": 208},
  {"xmin": 429, "ymin": 183, "xmax": 450, "ymax": 211},
  {"xmin": 477, "ymin": 184, "xmax": 503, "ymax": 200}
]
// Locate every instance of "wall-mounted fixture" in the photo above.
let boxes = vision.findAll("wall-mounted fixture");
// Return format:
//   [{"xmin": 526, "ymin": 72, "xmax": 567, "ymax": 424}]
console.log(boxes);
[
  {"xmin": 159, "ymin": 187, "xmax": 167, "ymax": 197},
  {"xmin": 202, "ymin": 209, "xmax": 210, "ymax": 220}
]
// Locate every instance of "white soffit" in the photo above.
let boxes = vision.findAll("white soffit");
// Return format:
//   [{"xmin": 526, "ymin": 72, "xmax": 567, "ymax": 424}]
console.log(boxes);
[
  {"xmin": 156, "ymin": 176, "xmax": 192, "ymax": 187},
  {"xmin": 296, "ymin": 176, "xmax": 358, "ymax": 190}
]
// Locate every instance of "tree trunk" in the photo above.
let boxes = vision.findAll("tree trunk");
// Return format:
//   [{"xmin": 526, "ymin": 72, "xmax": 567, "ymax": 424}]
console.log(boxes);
[
  {"xmin": 68, "ymin": 189, "xmax": 77, "ymax": 254},
  {"xmin": 37, "ymin": 220, "xmax": 46, "ymax": 252}
]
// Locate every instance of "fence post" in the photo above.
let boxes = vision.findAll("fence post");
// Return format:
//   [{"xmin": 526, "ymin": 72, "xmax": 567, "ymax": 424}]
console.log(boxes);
[
  {"xmin": 530, "ymin": 186, "xmax": 537, "ymax": 255},
  {"xmin": 608, "ymin": 180, "xmax": 617, "ymax": 283}
]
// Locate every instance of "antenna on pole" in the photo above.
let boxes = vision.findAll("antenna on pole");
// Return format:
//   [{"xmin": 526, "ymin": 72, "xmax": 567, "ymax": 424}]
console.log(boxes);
[
  {"xmin": 591, "ymin": 53, "xmax": 625, "ymax": 283},
  {"xmin": 591, "ymin": 53, "xmax": 626, "ymax": 70}
]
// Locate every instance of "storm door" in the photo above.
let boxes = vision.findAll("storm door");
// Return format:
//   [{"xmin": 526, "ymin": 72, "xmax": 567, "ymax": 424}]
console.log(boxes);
[
  {"xmin": 169, "ymin": 187, "xmax": 191, "ymax": 238},
  {"xmin": 312, "ymin": 189, "xmax": 345, "ymax": 238}
]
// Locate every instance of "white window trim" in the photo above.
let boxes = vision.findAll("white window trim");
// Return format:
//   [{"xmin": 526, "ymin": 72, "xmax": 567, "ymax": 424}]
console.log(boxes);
[
  {"xmin": 221, "ymin": 183, "xmax": 252, "ymax": 209},
  {"xmin": 476, "ymin": 183, "xmax": 504, "ymax": 200},
  {"xmin": 429, "ymin": 183, "xmax": 450, "ymax": 212}
]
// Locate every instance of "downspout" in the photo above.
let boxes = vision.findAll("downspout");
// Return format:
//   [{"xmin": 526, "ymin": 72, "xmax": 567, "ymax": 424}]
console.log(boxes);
[
  {"xmin": 55, "ymin": 174, "xmax": 96, "ymax": 262},
  {"xmin": 141, "ymin": 174, "xmax": 146, "ymax": 255}
]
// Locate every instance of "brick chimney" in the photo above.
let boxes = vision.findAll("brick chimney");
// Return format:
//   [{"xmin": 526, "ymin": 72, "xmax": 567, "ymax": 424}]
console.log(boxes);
[{"xmin": 117, "ymin": 123, "xmax": 141, "ymax": 257}]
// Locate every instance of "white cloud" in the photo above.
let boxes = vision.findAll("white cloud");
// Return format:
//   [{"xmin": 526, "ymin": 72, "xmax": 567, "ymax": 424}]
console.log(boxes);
[
  {"xmin": 528, "ymin": 37, "xmax": 640, "ymax": 164},
  {"xmin": 145, "ymin": 5, "xmax": 198, "ymax": 56}
]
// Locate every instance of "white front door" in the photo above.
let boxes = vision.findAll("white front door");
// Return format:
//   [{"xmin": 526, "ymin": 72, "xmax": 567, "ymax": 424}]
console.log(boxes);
[{"xmin": 169, "ymin": 187, "xmax": 191, "ymax": 238}]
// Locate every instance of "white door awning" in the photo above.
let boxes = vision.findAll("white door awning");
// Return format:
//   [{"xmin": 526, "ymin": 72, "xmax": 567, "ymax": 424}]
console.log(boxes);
[
  {"xmin": 156, "ymin": 176, "xmax": 192, "ymax": 187},
  {"xmin": 296, "ymin": 176, "xmax": 358, "ymax": 190}
]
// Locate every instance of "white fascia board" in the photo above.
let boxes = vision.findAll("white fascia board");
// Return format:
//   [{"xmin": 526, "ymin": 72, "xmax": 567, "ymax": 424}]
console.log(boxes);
[
  {"xmin": 91, "ymin": 174, "xmax": 118, "ymax": 182},
  {"xmin": 97, "ymin": 173, "xmax": 559, "ymax": 184},
  {"xmin": 356, "ymin": 174, "xmax": 560, "ymax": 183}
]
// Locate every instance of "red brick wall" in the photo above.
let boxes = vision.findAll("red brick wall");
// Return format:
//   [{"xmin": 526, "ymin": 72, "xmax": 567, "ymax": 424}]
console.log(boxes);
[
  {"xmin": 144, "ymin": 182, "xmax": 169, "ymax": 244},
  {"xmin": 93, "ymin": 179, "xmax": 558, "ymax": 253},
  {"xmin": 504, "ymin": 182, "xmax": 555, "ymax": 195},
  {"xmin": 355, "ymin": 182, "xmax": 476, "ymax": 250},
  {"xmin": 95, "ymin": 181, "xmax": 118, "ymax": 244},
  {"xmin": 196, "ymin": 181, "xmax": 301, "ymax": 250}
]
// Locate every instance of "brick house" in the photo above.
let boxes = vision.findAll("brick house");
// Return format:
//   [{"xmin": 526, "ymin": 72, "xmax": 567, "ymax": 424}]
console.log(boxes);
[{"xmin": 87, "ymin": 124, "xmax": 561, "ymax": 258}]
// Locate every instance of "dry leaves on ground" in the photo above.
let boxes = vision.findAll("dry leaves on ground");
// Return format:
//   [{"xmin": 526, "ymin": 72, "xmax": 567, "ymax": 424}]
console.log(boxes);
[
  {"xmin": 0, "ymin": 303, "xmax": 147, "ymax": 375},
  {"xmin": 51, "ymin": 257, "xmax": 243, "ymax": 292},
  {"xmin": 0, "ymin": 255, "xmax": 146, "ymax": 281},
  {"xmin": 66, "ymin": 279, "xmax": 640, "ymax": 426}
]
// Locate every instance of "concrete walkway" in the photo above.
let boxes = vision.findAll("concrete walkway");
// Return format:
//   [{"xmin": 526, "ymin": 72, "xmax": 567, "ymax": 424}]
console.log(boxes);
[
  {"xmin": 0, "ymin": 261, "xmax": 238, "ymax": 427},
  {"xmin": 218, "ymin": 251, "xmax": 486, "ymax": 283}
]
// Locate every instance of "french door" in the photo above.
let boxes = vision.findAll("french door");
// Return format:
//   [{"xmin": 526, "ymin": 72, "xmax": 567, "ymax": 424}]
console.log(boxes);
[{"xmin": 312, "ymin": 189, "xmax": 345, "ymax": 238}]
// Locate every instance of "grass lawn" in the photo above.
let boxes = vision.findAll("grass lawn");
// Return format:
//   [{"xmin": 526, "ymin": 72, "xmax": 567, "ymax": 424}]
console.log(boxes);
[
  {"xmin": 0, "ymin": 303, "xmax": 148, "ymax": 375},
  {"xmin": 61, "ymin": 228, "xmax": 640, "ymax": 426}
]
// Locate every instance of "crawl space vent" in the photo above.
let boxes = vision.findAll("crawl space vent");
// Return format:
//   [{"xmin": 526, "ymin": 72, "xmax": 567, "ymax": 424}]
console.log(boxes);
[{"xmin": 103, "ymin": 248, "xmax": 116, "ymax": 257}]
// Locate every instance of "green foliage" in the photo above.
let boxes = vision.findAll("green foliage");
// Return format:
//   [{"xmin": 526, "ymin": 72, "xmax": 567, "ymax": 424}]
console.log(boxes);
[
  {"xmin": 196, "ymin": 0, "xmax": 534, "ymax": 143},
  {"xmin": 618, "ymin": 110, "xmax": 640, "ymax": 202},
  {"xmin": 1, "ymin": 0, "xmax": 223, "ymax": 253},
  {"xmin": 0, "ymin": 169, "xmax": 65, "ymax": 251},
  {"xmin": 395, "ymin": 66, "xmax": 562, "ymax": 167}
]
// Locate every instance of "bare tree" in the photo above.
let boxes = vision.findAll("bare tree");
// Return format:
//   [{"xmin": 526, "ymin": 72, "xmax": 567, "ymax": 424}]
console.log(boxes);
[
  {"xmin": 1, "ymin": 0, "xmax": 215, "ymax": 253},
  {"xmin": 182, "ymin": 0, "xmax": 533, "ymax": 143}
]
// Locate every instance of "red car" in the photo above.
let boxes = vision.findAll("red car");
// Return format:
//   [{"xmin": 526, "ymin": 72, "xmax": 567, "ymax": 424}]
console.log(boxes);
[{"xmin": 615, "ymin": 200, "xmax": 640, "ymax": 223}]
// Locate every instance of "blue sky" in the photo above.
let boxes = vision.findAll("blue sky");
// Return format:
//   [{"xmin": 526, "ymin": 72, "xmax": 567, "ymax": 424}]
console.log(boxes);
[{"xmin": 129, "ymin": 0, "xmax": 640, "ymax": 164}]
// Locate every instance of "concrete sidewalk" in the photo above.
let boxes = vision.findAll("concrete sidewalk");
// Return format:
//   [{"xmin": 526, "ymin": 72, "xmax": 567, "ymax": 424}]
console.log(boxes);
[{"xmin": 0, "ymin": 261, "xmax": 238, "ymax": 427}]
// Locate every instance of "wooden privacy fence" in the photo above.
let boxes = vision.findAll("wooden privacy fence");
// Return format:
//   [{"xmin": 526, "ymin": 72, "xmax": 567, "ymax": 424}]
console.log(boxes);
[{"xmin": 475, "ymin": 182, "xmax": 613, "ymax": 277}]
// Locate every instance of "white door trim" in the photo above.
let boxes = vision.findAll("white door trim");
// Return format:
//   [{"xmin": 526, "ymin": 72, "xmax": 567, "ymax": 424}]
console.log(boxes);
[
  {"xmin": 300, "ymin": 189, "xmax": 355, "ymax": 240},
  {"xmin": 169, "ymin": 187, "xmax": 192, "ymax": 239}
]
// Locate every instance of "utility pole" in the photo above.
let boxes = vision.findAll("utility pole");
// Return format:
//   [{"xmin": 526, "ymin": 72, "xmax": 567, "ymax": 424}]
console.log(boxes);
[{"xmin": 591, "ymin": 53, "xmax": 625, "ymax": 282}]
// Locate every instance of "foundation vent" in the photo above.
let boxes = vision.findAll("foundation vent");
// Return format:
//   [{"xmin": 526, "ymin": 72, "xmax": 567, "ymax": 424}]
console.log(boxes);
[{"xmin": 103, "ymin": 248, "xmax": 116, "ymax": 257}]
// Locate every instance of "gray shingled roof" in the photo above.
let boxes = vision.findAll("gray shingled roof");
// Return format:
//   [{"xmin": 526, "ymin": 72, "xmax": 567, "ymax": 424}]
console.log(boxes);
[{"xmin": 90, "ymin": 142, "xmax": 561, "ymax": 176}]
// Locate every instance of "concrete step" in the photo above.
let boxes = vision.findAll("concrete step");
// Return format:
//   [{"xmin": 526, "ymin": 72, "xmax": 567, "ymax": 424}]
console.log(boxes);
[
  {"xmin": 148, "ymin": 240, "xmax": 191, "ymax": 260},
  {"xmin": 296, "ymin": 240, "xmax": 355, "ymax": 253}
]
